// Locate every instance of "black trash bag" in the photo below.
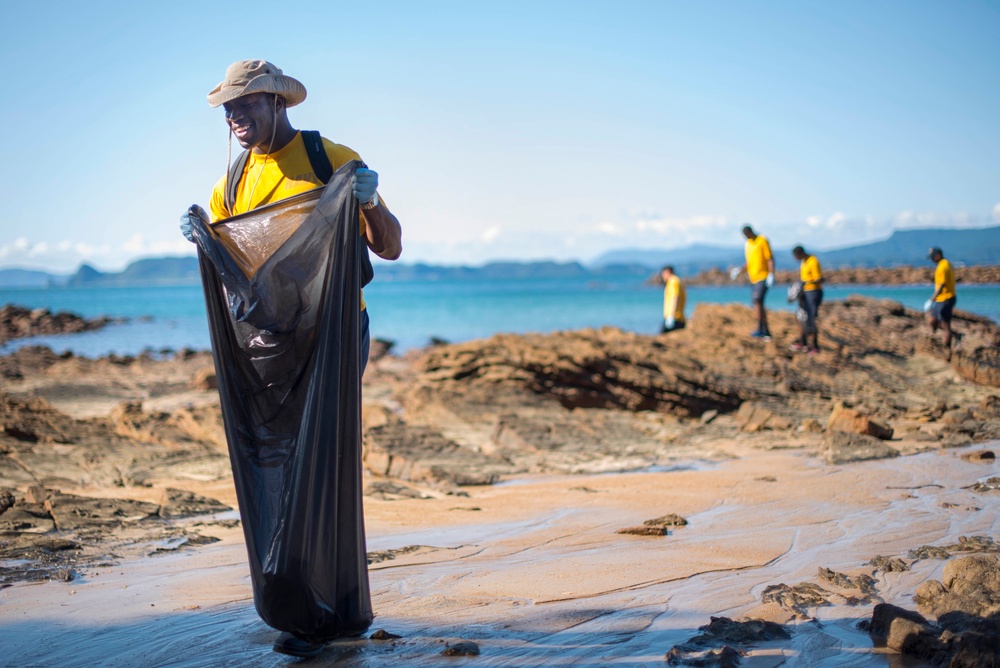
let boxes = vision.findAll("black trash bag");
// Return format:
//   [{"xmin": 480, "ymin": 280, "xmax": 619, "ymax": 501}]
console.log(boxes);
[{"xmin": 187, "ymin": 160, "xmax": 372, "ymax": 642}]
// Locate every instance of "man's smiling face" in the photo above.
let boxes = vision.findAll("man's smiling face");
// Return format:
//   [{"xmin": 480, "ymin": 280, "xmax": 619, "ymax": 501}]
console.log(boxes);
[{"xmin": 223, "ymin": 93, "xmax": 280, "ymax": 151}]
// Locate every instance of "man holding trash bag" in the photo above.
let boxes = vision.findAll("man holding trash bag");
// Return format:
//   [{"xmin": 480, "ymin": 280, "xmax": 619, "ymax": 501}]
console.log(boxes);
[{"xmin": 179, "ymin": 60, "xmax": 401, "ymax": 658}]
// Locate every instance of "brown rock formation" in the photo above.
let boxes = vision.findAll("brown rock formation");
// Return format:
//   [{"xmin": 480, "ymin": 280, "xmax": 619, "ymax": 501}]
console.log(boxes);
[
  {"xmin": 354, "ymin": 296, "xmax": 1000, "ymax": 485},
  {"xmin": 0, "ymin": 304, "xmax": 115, "ymax": 344},
  {"xmin": 827, "ymin": 405, "xmax": 893, "ymax": 440}
]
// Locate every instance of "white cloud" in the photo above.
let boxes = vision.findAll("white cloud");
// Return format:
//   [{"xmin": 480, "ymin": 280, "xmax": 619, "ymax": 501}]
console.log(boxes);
[
  {"xmin": 480, "ymin": 226, "xmax": 501, "ymax": 243},
  {"xmin": 634, "ymin": 215, "xmax": 729, "ymax": 235},
  {"xmin": 14, "ymin": 237, "xmax": 29, "ymax": 251},
  {"xmin": 993, "ymin": 202, "xmax": 1000, "ymax": 224},
  {"xmin": 121, "ymin": 233, "xmax": 146, "ymax": 254}
]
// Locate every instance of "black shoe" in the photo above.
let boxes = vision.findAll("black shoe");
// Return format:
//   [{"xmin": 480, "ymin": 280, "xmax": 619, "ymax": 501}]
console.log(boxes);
[{"xmin": 273, "ymin": 632, "xmax": 325, "ymax": 658}]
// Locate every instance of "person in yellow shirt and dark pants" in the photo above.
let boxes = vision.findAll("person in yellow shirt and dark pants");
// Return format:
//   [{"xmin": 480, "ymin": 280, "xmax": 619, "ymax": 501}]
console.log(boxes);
[
  {"xmin": 735, "ymin": 225, "xmax": 774, "ymax": 340},
  {"xmin": 660, "ymin": 266, "xmax": 686, "ymax": 333},
  {"xmin": 926, "ymin": 247, "xmax": 960, "ymax": 353},
  {"xmin": 178, "ymin": 60, "xmax": 402, "ymax": 659},
  {"xmin": 790, "ymin": 246, "xmax": 822, "ymax": 355}
]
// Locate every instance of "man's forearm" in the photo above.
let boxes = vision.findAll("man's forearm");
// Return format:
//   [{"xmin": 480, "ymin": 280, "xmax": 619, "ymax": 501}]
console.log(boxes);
[{"xmin": 362, "ymin": 204, "xmax": 402, "ymax": 260}]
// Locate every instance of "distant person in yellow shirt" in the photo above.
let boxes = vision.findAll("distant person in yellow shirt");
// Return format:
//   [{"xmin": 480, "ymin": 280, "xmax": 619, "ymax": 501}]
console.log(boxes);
[
  {"xmin": 660, "ymin": 266, "xmax": 686, "ymax": 333},
  {"xmin": 790, "ymin": 246, "xmax": 823, "ymax": 355},
  {"xmin": 733, "ymin": 225, "xmax": 774, "ymax": 340},
  {"xmin": 926, "ymin": 247, "xmax": 960, "ymax": 351}
]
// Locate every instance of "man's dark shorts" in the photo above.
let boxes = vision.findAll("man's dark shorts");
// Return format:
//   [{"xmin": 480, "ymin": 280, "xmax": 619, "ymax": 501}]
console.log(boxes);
[
  {"xmin": 931, "ymin": 297, "xmax": 956, "ymax": 323},
  {"xmin": 751, "ymin": 280, "xmax": 768, "ymax": 304},
  {"xmin": 800, "ymin": 289, "xmax": 823, "ymax": 333}
]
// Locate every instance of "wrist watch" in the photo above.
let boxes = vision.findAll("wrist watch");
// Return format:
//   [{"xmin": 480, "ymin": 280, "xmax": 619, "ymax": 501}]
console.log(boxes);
[{"xmin": 361, "ymin": 192, "xmax": 380, "ymax": 211}]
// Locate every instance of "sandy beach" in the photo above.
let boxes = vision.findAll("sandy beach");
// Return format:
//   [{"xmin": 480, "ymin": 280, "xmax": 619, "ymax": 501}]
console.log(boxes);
[{"xmin": 1, "ymin": 296, "xmax": 999, "ymax": 666}]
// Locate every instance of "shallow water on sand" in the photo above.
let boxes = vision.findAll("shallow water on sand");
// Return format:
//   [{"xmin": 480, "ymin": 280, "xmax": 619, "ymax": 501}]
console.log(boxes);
[{"xmin": 0, "ymin": 443, "xmax": 996, "ymax": 666}]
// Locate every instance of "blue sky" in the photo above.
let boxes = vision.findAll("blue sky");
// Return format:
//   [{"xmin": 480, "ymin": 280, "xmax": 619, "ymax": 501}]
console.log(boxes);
[{"xmin": 1, "ymin": 0, "xmax": 997, "ymax": 271}]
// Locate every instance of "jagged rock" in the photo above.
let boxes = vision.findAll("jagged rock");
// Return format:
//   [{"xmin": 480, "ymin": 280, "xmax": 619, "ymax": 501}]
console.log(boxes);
[
  {"xmin": 644, "ymin": 514, "xmax": 688, "ymax": 528},
  {"xmin": 369, "ymin": 629, "xmax": 402, "ymax": 640},
  {"xmin": 827, "ymin": 405, "xmax": 893, "ymax": 440},
  {"xmin": 735, "ymin": 402, "xmax": 775, "ymax": 432},
  {"xmin": 971, "ymin": 477, "xmax": 1000, "ymax": 494},
  {"xmin": 800, "ymin": 418, "xmax": 823, "ymax": 433},
  {"xmin": 157, "ymin": 488, "xmax": 230, "ymax": 518},
  {"xmin": 961, "ymin": 449, "xmax": 995, "ymax": 463},
  {"xmin": 441, "ymin": 641, "xmax": 480, "ymax": 657},
  {"xmin": 952, "ymin": 345, "xmax": 1000, "ymax": 388},
  {"xmin": 914, "ymin": 555, "xmax": 1000, "ymax": 620},
  {"xmin": 868, "ymin": 603, "xmax": 946, "ymax": 659},
  {"xmin": 817, "ymin": 567, "xmax": 878, "ymax": 600},
  {"xmin": 761, "ymin": 582, "xmax": 832, "ymax": 616},
  {"xmin": 0, "ymin": 304, "xmax": 112, "ymax": 344},
  {"xmin": 364, "ymin": 480, "xmax": 429, "ymax": 500},
  {"xmin": 869, "ymin": 555, "xmax": 910, "ymax": 573},
  {"xmin": 191, "ymin": 367, "xmax": 217, "ymax": 391},
  {"xmin": 823, "ymin": 432, "xmax": 899, "ymax": 465},
  {"xmin": 666, "ymin": 617, "xmax": 788, "ymax": 666},
  {"xmin": 1, "ymin": 393, "xmax": 77, "ymax": 443},
  {"xmin": 0, "ymin": 488, "xmax": 14, "ymax": 515},
  {"xmin": 415, "ymin": 326, "xmax": 744, "ymax": 416},
  {"xmin": 617, "ymin": 525, "xmax": 668, "ymax": 536},
  {"xmin": 973, "ymin": 395, "xmax": 1000, "ymax": 420},
  {"xmin": 363, "ymin": 420, "xmax": 505, "ymax": 486},
  {"xmin": 43, "ymin": 491, "xmax": 160, "ymax": 531}
]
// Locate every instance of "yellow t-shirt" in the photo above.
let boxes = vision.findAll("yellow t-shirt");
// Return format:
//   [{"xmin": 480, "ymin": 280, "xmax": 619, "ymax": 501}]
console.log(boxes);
[
  {"xmin": 663, "ymin": 275, "xmax": 686, "ymax": 321},
  {"xmin": 800, "ymin": 255, "xmax": 822, "ymax": 291},
  {"xmin": 934, "ymin": 259, "xmax": 956, "ymax": 301},
  {"xmin": 744, "ymin": 235, "xmax": 773, "ymax": 284},
  {"xmin": 210, "ymin": 132, "xmax": 365, "ymax": 222},
  {"xmin": 209, "ymin": 132, "xmax": 377, "ymax": 308}
]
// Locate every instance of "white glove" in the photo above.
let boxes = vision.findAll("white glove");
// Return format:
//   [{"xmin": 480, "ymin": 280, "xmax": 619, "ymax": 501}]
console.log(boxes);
[
  {"xmin": 729, "ymin": 267, "xmax": 741, "ymax": 281},
  {"xmin": 923, "ymin": 299, "xmax": 933, "ymax": 312},
  {"xmin": 765, "ymin": 273, "xmax": 775, "ymax": 288},
  {"xmin": 665, "ymin": 316, "xmax": 675, "ymax": 329}
]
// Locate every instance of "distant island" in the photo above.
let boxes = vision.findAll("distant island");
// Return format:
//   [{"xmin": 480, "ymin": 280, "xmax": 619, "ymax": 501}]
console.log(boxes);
[{"xmin": 1, "ymin": 225, "xmax": 997, "ymax": 288}]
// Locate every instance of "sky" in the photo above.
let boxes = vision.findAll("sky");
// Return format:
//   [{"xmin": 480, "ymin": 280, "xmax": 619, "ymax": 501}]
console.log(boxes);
[{"xmin": 0, "ymin": 0, "xmax": 998, "ymax": 272}]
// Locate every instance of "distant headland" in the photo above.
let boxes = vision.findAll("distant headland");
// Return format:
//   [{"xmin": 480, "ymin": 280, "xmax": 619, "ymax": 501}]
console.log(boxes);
[{"xmin": 0, "ymin": 225, "xmax": 997, "ymax": 288}]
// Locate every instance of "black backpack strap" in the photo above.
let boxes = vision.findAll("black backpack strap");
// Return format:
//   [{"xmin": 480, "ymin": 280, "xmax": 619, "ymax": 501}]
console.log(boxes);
[
  {"xmin": 301, "ymin": 130, "xmax": 376, "ymax": 288},
  {"xmin": 301, "ymin": 130, "xmax": 334, "ymax": 184},
  {"xmin": 225, "ymin": 149, "xmax": 250, "ymax": 216}
]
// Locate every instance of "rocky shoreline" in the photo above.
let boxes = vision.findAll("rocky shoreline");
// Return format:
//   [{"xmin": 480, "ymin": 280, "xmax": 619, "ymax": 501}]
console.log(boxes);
[
  {"xmin": 682, "ymin": 264, "xmax": 1000, "ymax": 286},
  {"xmin": 1, "ymin": 295, "xmax": 998, "ymax": 664},
  {"xmin": 0, "ymin": 303, "xmax": 119, "ymax": 345}
]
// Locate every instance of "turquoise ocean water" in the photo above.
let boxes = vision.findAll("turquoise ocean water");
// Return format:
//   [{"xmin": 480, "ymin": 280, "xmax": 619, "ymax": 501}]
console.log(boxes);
[{"xmin": 1, "ymin": 276, "xmax": 998, "ymax": 358}]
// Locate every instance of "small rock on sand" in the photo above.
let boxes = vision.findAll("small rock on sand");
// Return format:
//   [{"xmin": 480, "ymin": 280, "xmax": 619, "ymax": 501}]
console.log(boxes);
[
  {"xmin": 369, "ymin": 629, "xmax": 402, "ymax": 640},
  {"xmin": 158, "ymin": 488, "xmax": 231, "ymax": 518},
  {"xmin": 442, "ymin": 641, "xmax": 480, "ymax": 657},
  {"xmin": 644, "ymin": 514, "xmax": 688, "ymax": 528},
  {"xmin": 823, "ymin": 432, "xmax": 899, "ymax": 465},
  {"xmin": 960, "ymin": 449, "xmax": 995, "ymax": 463},
  {"xmin": 617, "ymin": 525, "xmax": 668, "ymax": 537}
]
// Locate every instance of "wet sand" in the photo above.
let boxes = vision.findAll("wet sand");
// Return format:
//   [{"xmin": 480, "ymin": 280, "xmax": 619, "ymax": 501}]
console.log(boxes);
[
  {"xmin": 1, "ymin": 441, "xmax": 996, "ymax": 667},
  {"xmin": 2, "ymin": 297, "xmax": 999, "ymax": 665}
]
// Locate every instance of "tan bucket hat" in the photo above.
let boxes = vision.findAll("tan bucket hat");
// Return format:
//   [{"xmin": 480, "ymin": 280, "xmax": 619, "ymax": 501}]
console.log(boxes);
[{"xmin": 207, "ymin": 60, "xmax": 307, "ymax": 108}]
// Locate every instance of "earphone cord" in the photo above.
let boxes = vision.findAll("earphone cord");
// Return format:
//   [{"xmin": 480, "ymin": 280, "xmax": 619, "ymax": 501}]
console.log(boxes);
[{"xmin": 244, "ymin": 97, "xmax": 278, "ymax": 213}]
